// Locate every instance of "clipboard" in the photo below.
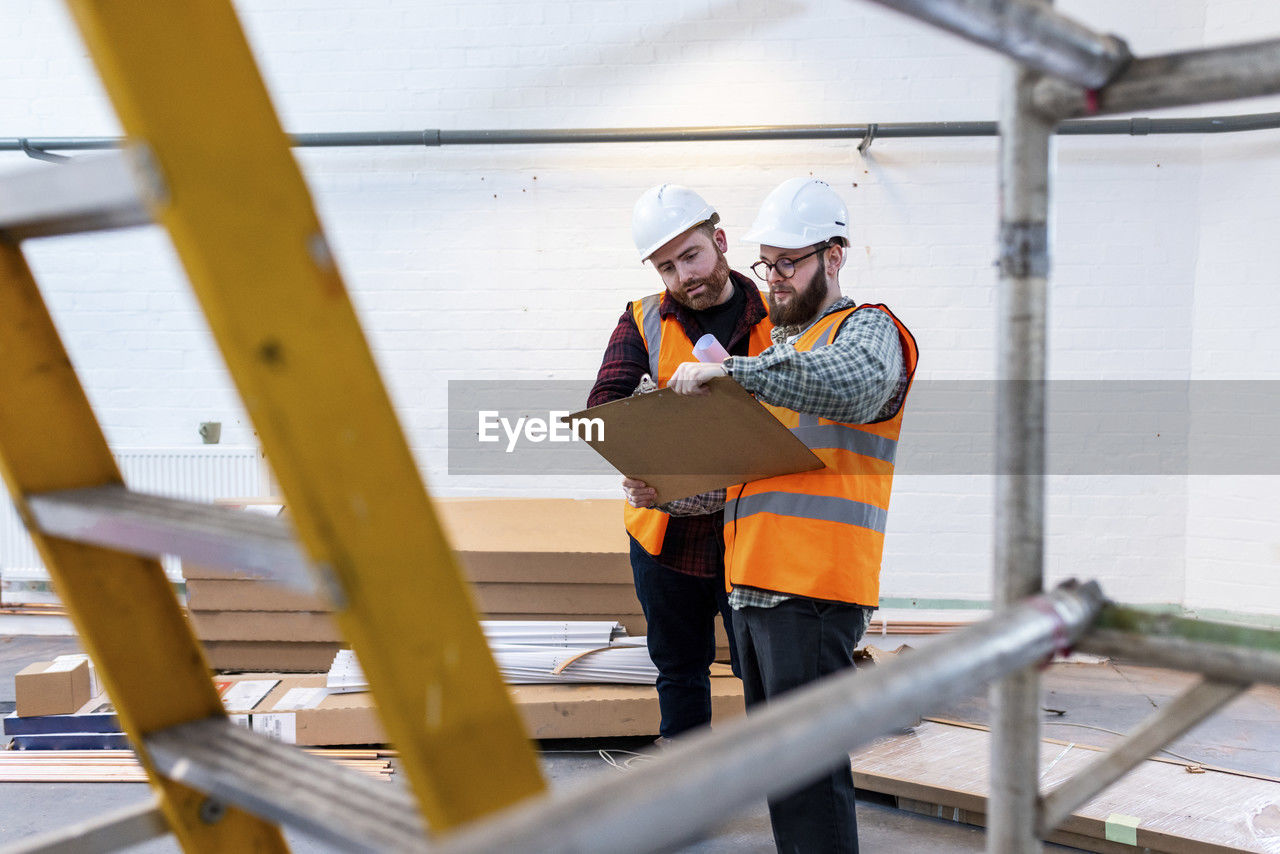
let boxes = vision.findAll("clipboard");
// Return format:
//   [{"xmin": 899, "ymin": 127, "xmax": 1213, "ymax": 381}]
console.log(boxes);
[{"xmin": 569, "ymin": 376, "xmax": 824, "ymax": 503}]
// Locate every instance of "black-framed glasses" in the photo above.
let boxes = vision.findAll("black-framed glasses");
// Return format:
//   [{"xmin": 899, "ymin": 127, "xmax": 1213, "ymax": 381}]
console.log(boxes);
[{"xmin": 750, "ymin": 243, "xmax": 830, "ymax": 281}]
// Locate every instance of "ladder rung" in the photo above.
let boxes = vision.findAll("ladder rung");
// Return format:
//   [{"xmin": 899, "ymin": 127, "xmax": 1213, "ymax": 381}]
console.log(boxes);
[
  {"xmin": 145, "ymin": 717, "xmax": 427, "ymax": 852},
  {"xmin": 26, "ymin": 485, "xmax": 313, "ymax": 591},
  {"xmin": 0, "ymin": 152, "xmax": 150, "ymax": 240},
  {"xmin": 4, "ymin": 798, "xmax": 168, "ymax": 854}
]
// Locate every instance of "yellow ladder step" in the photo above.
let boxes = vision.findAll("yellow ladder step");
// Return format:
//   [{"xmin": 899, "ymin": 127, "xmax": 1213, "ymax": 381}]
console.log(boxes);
[
  {"xmin": 0, "ymin": 151, "xmax": 149, "ymax": 240},
  {"xmin": 146, "ymin": 718, "xmax": 427, "ymax": 851},
  {"xmin": 27, "ymin": 485, "xmax": 311, "ymax": 590}
]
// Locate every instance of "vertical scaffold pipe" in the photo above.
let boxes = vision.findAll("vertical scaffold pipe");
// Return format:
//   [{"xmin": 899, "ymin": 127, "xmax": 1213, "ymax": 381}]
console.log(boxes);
[{"xmin": 989, "ymin": 58, "xmax": 1056, "ymax": 854}]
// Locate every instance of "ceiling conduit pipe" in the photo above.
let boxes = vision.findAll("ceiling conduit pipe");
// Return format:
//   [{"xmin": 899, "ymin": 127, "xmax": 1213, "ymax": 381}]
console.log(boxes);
[{"xmin": 4, "ymin": 111, "xmax": 1280, "ymax": 158}]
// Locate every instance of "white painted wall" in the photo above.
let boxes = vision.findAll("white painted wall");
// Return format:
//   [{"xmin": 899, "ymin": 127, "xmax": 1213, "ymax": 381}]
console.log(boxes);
[
  {"xmin": 2, "ymin": 0, "xmax": 1277, "ymax": 617},
  {"xmin": 1183, "ymin": 2, "xmax": 1280, "ymax": 620}
]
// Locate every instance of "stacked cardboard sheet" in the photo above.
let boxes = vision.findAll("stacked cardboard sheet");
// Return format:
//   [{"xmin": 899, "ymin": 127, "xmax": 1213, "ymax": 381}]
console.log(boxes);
[{"xmin": 186, "ymin": 499, "xmax": 731, "ymax": 672}]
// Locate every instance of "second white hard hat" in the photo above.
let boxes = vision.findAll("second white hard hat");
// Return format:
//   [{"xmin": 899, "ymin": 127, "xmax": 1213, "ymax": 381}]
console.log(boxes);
[
  {"xmin": 631, "ymin": 184, "xmax": 719, "ymax": 262},
  {"xmin": 742, "ymin": 178, "xmax": 850, "ymax": 249}
]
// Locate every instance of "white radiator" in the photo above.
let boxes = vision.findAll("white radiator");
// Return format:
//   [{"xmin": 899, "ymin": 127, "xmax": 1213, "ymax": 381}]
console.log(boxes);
[{"xmin": 1, "ymin": 447, "xmax": 268, "ymax": 591}]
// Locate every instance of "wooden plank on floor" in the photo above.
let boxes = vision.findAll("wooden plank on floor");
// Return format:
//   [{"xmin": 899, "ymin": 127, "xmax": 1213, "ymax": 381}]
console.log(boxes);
[
  {"xmin": 851, "ymin": 720, "xmax": 1280, "ymax": 853},
  {"xmin": 0, "ymin": 748, "xmax": 395, "ymax": 784}
]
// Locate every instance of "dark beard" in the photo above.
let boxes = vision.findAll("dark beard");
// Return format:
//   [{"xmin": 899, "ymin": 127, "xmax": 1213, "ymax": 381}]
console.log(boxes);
[
  {"xmin": 768, "ymin": 264, "xmax": 829, "ymax": 326},
  {"xmin": 672, "ymin": 251, "xmax": 731, "ymax": 311}
]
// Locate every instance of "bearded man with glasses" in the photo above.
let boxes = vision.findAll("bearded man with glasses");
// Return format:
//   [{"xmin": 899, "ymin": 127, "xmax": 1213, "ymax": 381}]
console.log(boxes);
[{"xmin": 631, "ymin": 178, "xmax": 919, "ymax": 853}]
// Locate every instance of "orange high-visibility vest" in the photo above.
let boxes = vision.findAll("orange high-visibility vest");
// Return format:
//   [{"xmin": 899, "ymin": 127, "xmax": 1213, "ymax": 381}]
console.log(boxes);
[
  {"xmin": 724, "ymin": 304, "xmax": 918, "ymax": 605},
  {"xmin": 624, "ymin": 289, "xmax": 774, "ymax": 557}
]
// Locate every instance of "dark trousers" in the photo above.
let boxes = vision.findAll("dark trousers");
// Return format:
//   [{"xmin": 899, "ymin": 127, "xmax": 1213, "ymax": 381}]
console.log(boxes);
[
  {"xmin": 630, "ymin": 539, "xmax": 738, "ymax": 739},
  {"xmin": 733, "ymin": 597, "xmax": 872, "ymax": 854}
]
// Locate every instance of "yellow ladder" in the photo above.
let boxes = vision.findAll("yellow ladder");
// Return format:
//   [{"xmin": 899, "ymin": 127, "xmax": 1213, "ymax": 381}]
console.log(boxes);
[{"xmin": 0, "ymin": 2, "xmax": 544, "ymax": 850}]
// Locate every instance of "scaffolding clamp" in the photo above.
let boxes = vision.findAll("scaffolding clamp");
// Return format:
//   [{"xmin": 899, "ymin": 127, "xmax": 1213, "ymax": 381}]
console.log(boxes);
[
  {"xmin": 998, "ymin": 220, "xmax": 1049, "ymax": 279},
  {"xmin": 1029, "ymin": 593, "xmax": 1076, "ymax": 667},
  {"xmin": 858, "ymin": 123, "xmax": 878, "ymax": 154},
  {"xmin": 18, "ymin": 138, "xmax": 70, "ymax": 164}
]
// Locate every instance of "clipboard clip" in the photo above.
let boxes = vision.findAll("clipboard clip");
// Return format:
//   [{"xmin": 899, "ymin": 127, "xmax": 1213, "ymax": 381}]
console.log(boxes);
[{"xmin": 634, "ymin": 373, "xmax": 658, "ymax": 395}]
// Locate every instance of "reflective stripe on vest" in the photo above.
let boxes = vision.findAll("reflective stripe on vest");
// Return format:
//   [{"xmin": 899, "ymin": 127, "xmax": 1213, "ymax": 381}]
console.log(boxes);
[
  {"xmin": 724, "ymin": 303, "xmax": 918, "ymax": 605},
  {"xmin": 624, "ymin": 286, "xmax": 774, "ymax": 558},
  {"xmin": 790, "ymin": 423, "xmax": 898, "ymax": 465},
  {"xmin": 638, "ymin": 293, "xmax": 662, "ymax": 380},
  {"xmin": 726, "ymin": 491, "xmax": 888, "ymax": 534}
]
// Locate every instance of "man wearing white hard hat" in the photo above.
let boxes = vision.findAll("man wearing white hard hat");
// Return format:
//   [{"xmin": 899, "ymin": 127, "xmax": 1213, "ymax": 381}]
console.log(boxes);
[
  {"xmin": 588, "ymin": 184, "xmax": 774, "ymax": 743},
  {"xmin": 641, "ymin": 178, "xmax": 919, "ymax": 852}
]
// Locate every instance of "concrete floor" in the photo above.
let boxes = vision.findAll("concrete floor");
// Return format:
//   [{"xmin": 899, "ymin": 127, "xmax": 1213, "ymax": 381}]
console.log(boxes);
[{"xmin": 3, "ymin": 632, "xmax": 1277, "ymax": 852}]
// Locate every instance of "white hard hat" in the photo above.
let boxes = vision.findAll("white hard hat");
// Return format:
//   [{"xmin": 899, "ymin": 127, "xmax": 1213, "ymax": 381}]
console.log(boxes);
[
  {"xmin": 631, "ymin": 184, "xmax": 719, "ymax": 261},
  {"xmin": 742, "ymin": 178, "xmax": 850, "ymax": 249}
]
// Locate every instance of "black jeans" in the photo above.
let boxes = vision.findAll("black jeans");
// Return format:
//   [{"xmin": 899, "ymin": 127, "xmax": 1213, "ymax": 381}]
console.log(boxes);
[
  {"xmin": 630, "ymin": 538, "xmax": 738, "ymax": 739},
  {"xmin": 733, "ymin": 597, "xmax": 873, "ymax": 854}
]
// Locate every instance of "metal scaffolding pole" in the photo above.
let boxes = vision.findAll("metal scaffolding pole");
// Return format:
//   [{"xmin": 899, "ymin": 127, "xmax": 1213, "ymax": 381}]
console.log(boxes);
[
  {"xmin": 1079, "ymin": 630, "xmax": 1280, "ymax": 685},
  {"xmin": 989, "ymin": 56, "xmax": 1055, "ymax": 854},
  {"xmin": 859, "ymin": 0, "xmax": 1130, "ymax": 89},
  {"xmin": 1034, "ymin": 39, "xmax": 1280, "ymax": 119},
  {"xmin": 432, "ymin": 582, "xmax": 1103, "ymax": 854},
  {"xmin": 1078, "ymin": 605, "xmax": 1280, "ymax": 685}
]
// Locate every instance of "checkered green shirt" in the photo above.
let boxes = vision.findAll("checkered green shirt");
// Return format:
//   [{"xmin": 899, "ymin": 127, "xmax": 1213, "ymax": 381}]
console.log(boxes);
[{"xmin": 660, "ymin": 297, "xmax": 907, "ymax": 610}]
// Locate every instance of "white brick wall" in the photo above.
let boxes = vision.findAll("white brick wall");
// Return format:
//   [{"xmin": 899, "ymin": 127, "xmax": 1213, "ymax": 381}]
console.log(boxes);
[
  {"xmin": 1183, "ymin": 3, "xmax": 1280, "ymax": 619},
  {"xmin": 2, "ymin": 0, "xmax": 1278, "ymax": 617}
]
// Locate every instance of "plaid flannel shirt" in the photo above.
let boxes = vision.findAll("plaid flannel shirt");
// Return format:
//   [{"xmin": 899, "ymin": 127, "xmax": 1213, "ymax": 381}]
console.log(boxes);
[{"xmin": 588, "ymin": 271, "xmax": 768, "ymax": 578}]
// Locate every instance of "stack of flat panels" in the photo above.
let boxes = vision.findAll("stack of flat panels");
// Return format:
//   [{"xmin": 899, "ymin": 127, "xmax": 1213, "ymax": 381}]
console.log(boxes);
[
  {"xmin": 187, "ymin": 499, "xmax": 732, "ymax": 671},
  {"xmin": 327, "ymin": 622, "xmax": 661, "ymax": 688}
]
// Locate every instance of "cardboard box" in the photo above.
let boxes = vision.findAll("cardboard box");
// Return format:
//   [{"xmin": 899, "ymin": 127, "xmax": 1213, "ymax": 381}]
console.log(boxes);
[
  {"xmin": 14, "ymin": 659, "xmax": 93, "ymax": 718},
  {"xmin": 512, "ymin": 675, "xmax": 744, "ymax": 739},
  {"xmin": 50, "ymin": 654, "xmax": 100, "ymax": 697},
  {"xmin": 249, "ymin": 675, "xmax": 385, "ymax": 746}
]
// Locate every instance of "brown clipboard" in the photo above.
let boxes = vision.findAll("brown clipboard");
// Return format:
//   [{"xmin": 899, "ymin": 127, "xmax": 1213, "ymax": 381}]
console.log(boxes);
[{"xmin": 569, "ymin": 376, "xmax": 824, "ymax": 504}]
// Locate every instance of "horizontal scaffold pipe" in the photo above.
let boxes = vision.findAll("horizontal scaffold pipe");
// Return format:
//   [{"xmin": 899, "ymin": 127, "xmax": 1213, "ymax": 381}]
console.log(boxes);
[
  {"xmin": 431, "ymin": 581, "xmax": 1105, "ymax": 854},
  {"xmin": 1076, "ymin": 604, "xmax": 1280, "ymax": 686},
  {"xmin": 4, "ymin": 112, "xmax": 1280, "ymax": 157},
  {"xmin": 859, "ymin": 0, "xmax": 1131, "ymax": 90},
  {"xmin": 1035, "ymin": 39, "xmax": 1280, "ymax": 120}
]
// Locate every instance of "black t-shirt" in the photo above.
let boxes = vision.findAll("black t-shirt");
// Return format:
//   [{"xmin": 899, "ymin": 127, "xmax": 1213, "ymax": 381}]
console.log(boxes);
[{"xmin": 694, "ymin": 280, "xmax": 748, "ymax": 355}]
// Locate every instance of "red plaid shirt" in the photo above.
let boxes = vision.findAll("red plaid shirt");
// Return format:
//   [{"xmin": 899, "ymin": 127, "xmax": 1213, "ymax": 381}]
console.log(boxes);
[{"xmin": 588, "ymin": 271, "xmax": 769, "ymax": 577}]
